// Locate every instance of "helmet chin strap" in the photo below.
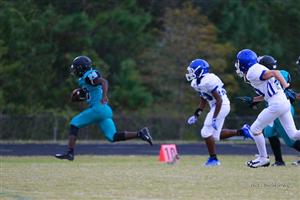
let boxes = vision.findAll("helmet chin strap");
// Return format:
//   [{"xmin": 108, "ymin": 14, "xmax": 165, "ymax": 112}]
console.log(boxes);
[{"xmin": 235, "ymin": 67, "xmax": 250, "ymax": 84}]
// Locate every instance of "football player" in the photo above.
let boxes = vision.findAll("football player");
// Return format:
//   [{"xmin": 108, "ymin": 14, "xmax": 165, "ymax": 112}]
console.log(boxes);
[
  {"xmin": 237, "ymin": 55, "xmax": 300, "ymax": 166},
  {"xmin": 55, "ymin": 56, "xmax": 153, "ymax": 161},
  {"xmin": 235, "ymin": 49, "xmax": 300, "ymax": 168},
  {"xmin": 185, "ymin": 59, "xmax": 252, "ymax": 167}
]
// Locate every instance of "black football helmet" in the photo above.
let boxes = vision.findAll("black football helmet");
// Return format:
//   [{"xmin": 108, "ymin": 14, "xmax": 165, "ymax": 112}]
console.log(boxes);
[
  {"xmin": 70, "ymin": 56, "xmax": 92, "ymax": 77},
  {"xmin": 257, "ymin": 55, "xmax": 277, "ymax": 70},
  {"xmin": 296, "ymin": 56, "xmax": 300, "ymax": 65}
]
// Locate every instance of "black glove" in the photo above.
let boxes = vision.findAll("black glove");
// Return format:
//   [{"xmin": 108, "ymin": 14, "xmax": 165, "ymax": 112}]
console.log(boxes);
[{"xmin": 236, "ymin": 96, "xmax": 259, "ymax": 109}]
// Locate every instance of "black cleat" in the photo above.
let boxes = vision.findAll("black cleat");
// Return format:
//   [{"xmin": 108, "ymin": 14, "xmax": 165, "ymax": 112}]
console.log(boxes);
[
  {"xmin": 138, "ymin": 127, "xmax": 153, "ymax": 146},
  {"xmin": 55, "ymin": 152, "xmax": 74, "ymax": 161},
  {"xmin": 271, "ymin": 161, "xmax": 286, "ymax": 167}
]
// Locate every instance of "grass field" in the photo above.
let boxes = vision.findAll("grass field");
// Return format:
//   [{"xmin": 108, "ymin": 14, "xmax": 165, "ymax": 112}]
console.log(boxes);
[{"xmin": 1, "ymin": 156, "xmax": 299, "ymax": 200}]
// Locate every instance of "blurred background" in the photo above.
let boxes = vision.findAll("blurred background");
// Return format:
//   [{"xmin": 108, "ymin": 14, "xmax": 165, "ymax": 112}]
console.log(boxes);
[{"xmin": 0, "ymin": 0, "xmax": 299, "ymax": 141}]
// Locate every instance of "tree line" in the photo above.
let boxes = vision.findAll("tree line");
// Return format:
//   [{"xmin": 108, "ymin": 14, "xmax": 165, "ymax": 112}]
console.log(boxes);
[{"xmin": 0, "ymin": 0, "xmax": 299, "ymax": 118}]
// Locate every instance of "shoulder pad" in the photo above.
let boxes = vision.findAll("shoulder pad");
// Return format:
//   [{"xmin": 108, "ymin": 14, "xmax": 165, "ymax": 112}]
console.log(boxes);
[{"xmin": 85, "ymin": 70, "xmax": 101, "ymax": 85}]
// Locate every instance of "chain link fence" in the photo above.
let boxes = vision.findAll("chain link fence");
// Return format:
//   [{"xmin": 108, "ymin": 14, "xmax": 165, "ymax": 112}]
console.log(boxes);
[{"xmin": 0, "ymin": 113, "xmax": 299, "ymax": 141}]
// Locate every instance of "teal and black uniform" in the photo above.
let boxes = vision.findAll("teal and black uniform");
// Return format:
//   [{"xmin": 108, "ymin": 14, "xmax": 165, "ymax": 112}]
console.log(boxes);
[
  {"xmin": 70, "ymin": 69, "xmax": 116, "ymax": 142},
  {"xmin": 263, "ymin": 70, "xmax": 296, "ymax": 147}
]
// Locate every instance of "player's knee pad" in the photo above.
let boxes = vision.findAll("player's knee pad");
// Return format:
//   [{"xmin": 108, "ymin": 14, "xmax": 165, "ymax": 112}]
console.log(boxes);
[
  {"xmin": 111, "ymin": 132, "xmax": 125, "ymax": 142},
  {"xmin": 212, "ymin": 135, "xmax": 220, "ymax": 141},
  {"xmin": 69, "ymin": 125, "xmax": 79, "ymax": 136},
  {"xmin": 250, "ymin": 124, "xmax": 262, "ymax": 136},
  {"xmin": 200, "ymin": 126, "xmax": 213, "ymax": 139}
]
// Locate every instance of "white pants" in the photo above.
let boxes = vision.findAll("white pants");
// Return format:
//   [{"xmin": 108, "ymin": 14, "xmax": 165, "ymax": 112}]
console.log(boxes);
[
  {"xmin": 201, "ymin": 104, "xmax": 230, "ymax": 141},
  {"xmin": 251, "ymin": 99, "xmax": 300, "ymax": 140}
]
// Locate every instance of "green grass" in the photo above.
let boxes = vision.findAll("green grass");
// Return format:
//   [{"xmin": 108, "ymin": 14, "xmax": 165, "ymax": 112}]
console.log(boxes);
[{"xmin": 1, "ymin": 156, "xmax": 299, "ymax": 200}]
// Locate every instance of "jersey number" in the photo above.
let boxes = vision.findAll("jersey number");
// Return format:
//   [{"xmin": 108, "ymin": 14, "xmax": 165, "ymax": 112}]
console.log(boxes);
[{"xmin": 255, "ymin": 80, "xmax": 279, "ymax": 97}]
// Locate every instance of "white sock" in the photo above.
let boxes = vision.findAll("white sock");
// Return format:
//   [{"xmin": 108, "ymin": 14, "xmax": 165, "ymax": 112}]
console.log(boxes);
[{"xmin": 253, "ymin": 133, "xmax": 268, "ymax": 158}]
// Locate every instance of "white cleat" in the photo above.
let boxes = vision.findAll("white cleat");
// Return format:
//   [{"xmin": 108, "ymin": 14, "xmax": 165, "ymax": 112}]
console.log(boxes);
[
  {"xmin": 291, "ymin": 160, "xmax": 300, "ymax": 166},
  {"xmin": 246, "ymin": 156, "xmax": 270, "ymax": 168}
]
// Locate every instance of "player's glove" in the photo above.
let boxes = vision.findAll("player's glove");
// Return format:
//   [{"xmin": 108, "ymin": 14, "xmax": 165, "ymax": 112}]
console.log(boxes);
[
  {"xmin": 211, "ymin": 118, "xmax": 217, "ymax": 130},
  {"xmin": 236, "ymin": 96, "xmax": 253, "ymax": 105},
  {"xmin": 236, "ymin": 96, "xmax": 259, "ymax": 109},
  {"xmin": 187, "ymin": 108, "xmax": 203, "ymax": 125},
  {"xmin": 187, "ymin": 115, "xmax": 198, "ymax": 125},
  {"xmin": 284, "ymin": 88, "xmax": 297, "ymax": 104}
]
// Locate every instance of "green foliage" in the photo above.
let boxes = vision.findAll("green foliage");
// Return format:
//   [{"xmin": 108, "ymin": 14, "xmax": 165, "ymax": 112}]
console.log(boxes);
[
  {"xmin": 199, "ymin": 0, "xmax": 300, "ymax": 114},
  {"xmin": 111, "ymin": 59, "xmax": 153, "ymax": 110},
  {"xmin": 92, "ymin": 0, "xmax": 153, "ymax": 69},
  {"xmin": 139, "ymin": 3, "xmax": 236, "ymax": 113},
  {"xmin": 0, "ymin": 0, "xmax": 299, "ymax": 119},
  {"xmin": 0, "ymin": 0, "xmax": 153, "ymax": 114}
]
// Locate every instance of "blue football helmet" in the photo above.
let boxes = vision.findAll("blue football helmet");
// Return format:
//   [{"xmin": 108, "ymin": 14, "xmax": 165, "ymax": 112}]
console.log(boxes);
[
  {"xmin": 257, "ymin": 55, "xmax": 277, "ymax": 70},
  {"xmin": 70, "ymin": 56, "xmax": 92, "ymax": 77},
  {"xmin": 235, "ymin": 49, "xmax": 258, "ymax": 74},
  {"xmin": 186, "ymin": 59, "xmax": 209, "ymax": 81}
]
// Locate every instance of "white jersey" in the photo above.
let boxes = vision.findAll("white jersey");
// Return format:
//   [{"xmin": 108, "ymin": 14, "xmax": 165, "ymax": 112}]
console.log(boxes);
[
  {"xmin": 246, "ymin": 63, "xmax": 288, "ymax": 104},
  {"xmin": 191, "ymin": 73, "xmax": 230, "ymax": 108}
]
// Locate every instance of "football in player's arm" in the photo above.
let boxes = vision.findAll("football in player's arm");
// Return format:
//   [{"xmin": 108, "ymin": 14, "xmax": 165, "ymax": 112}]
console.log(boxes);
[{"xmin": 55, "ymin": 56, "xmax": 153, "ymax": 161}]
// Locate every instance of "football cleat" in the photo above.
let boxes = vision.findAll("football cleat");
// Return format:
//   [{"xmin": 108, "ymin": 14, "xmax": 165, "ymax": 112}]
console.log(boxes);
[
  {"xmin": 271, "ymin": 161, "xmax": 286, "ymax": 167},
  {"xmin": 240, "ymin": 124, "xmax": 254, "ymax": 140},
  {"xmin": 291, "ymin": 160, "xmax": 300, "ymax": 166},
  {"xmin": 246, "ymin": 156, "xmax": 270, "ymax": 168},
  {"xmin": 138, "ymin": 127, "xmax": 153, "ymax": 146},
  {"xmin": 204, "ymin": 157, "xmax": 220, "ymax": 167},
  {"xmin": 55, "ymin": 152, "xmax": 74, "ymax": 161}
]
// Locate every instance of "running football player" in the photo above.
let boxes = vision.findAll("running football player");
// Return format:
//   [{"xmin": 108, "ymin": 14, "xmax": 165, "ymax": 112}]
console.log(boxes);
[
  {"xmin": 237, "ymin": 55, "xmax": 300, "ymax": 166},
  {"xmin": 235, "ymin": 49, "xmax": 300, "ymax": 168},
  {"xmin": 55, "ymin": 56, "xmax": 153, "ymax": 161},
  {"xmin": 185, "ymin": 59, "xmax": 252, "ymax": 167}
]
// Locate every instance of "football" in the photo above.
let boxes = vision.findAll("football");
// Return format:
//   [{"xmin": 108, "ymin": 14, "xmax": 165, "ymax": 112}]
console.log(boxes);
[{"xmin": 71, "ymin": 88, "xmax": 86, "ymax": 102}]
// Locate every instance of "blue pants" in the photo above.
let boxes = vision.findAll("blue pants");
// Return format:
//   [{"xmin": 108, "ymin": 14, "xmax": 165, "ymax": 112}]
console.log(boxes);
[
  {"xmin": 70, "ymin": 103, "xmax": 116, "ymax": 142},
  {"xmin": 263, "ymin": 106, "xmax": 295, "ymax": 147}
]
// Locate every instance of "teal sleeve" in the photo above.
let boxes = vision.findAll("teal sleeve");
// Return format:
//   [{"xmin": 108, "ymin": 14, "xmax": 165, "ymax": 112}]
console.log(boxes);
[{"xmin": 279, "ymin": 70, "xmax": 291, "ymax": 83}]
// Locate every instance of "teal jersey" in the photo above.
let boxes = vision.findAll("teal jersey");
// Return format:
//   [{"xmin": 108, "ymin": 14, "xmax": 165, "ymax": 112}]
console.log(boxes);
[
  {"xmin": 78, "ymin": 69, "xmax": 102, "ymax": 107},
  {"xmin": 279, "ymin": 70, "xmax": 291, "ymax": 83},
  {"xmin": 71, "ymin": 69, "xmax": 117, "ymax": 141},
  {"xmin": 280, "ymin": 69, "xmax": 297, "ymax": 104}
]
